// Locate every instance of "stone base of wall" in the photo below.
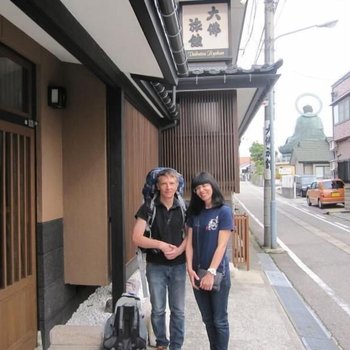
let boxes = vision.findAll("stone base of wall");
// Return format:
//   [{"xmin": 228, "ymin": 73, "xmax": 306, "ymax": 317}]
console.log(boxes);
[
  {"xmin": 49, "ymin": 325, "xmax": 103, "ymax": 350},
  {"xmin": 281, "ymin": 187, "xmax": 295, "ymax": 198},
  {"xmin": 48, "ymin": 282, "xmax": 156, "ymax": 349},
  {"xmin": 37, "ymin": 219, "xmax": 97, "ymax": 349},
  {"xmin": 48, "ymin": 302, "xmax": 155, "ymax": 349}
]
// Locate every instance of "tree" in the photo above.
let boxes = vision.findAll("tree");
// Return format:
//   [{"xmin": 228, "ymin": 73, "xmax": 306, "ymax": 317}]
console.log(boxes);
[{"xmin": 249, "ymin": 142, "xmax": 264, "ymax": 175}]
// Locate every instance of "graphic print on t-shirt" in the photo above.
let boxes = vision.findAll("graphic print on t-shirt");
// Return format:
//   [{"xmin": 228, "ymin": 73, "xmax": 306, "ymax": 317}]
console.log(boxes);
[{"xmin": 206, "ymin": 216, "xmax": 219, "ymax": 231}]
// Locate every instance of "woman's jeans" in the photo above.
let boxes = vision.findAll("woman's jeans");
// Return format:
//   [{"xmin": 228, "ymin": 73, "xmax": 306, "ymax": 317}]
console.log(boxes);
[
  {"xmin": 147, "ymin": 262, "xmax": 186, "ymax": 350},
  {"xmin": 193, "ymin": 270, "xmax": 231, "ymax": 350}
]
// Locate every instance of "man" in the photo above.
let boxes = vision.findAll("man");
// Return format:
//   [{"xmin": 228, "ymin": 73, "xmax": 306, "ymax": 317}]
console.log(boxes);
[{"xmin": 132, "ymin": 168, "xmax": 186, "ymax": 350}]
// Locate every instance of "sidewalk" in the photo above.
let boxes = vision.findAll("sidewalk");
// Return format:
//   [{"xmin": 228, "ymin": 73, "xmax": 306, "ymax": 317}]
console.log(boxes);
[
  {"xmin": 182, "ymin": 238, "xmax": 305, "ymax": 350},
  {"xmin": 50, "ymin": 237, "xmax": 305, "ymax": 350},
  {"xmin": 49, "ymin": 231, "xmax": 341, "ymax": 349}
]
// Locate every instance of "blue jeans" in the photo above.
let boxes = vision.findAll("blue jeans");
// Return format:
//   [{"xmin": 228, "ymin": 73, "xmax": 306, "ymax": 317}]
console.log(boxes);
[
  {"xmin": 146, "ymin": 262, "xmax": 186, "ymax": 350},
  {"xmin": 193, "ymin": 269, "xmax": 231, "ymax": 350}
]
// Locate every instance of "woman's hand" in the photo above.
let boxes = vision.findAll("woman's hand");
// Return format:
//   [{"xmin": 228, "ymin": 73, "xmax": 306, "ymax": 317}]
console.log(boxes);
[
  {"xmin": 187, "ymin": 269, "xmax": 200, "ymax": 290},
  {"xmin": 198, "ymin": 272, "xmax": 215, "ymax": 291}
]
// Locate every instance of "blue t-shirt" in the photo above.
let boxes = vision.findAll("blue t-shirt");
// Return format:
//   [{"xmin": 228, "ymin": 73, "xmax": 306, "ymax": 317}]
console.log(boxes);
[{"xmin": 187, "ymin": 205, "xmax": 234, "ymax": 273}]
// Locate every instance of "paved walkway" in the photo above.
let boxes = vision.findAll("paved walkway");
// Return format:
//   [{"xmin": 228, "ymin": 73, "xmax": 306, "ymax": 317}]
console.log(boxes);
[
  {"xmin": 49, "ymin": 206, "xmax": 345, "ymax": 349},
  {"xmin": 48, "ymin": 233, "xmax": 340, "ymax": 350},
  {"xmin": 181, "ymin": 238, "xmax": 305, "ymax": 350}
]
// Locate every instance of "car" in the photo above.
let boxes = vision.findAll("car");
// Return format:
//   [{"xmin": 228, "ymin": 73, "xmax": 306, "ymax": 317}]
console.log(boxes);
[
  {"xmin": 306, "ymin": 178, "xmax": 345, "ymax": 208},
  {"xmin": 295, "ymin": 175, "xmax": 317, "ymax": 197}
]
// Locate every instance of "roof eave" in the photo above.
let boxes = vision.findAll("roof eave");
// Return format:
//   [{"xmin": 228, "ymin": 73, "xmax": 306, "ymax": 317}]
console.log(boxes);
[
  {"xmin": 174, "ymin": 59, "xmax": 282, "ymax": 137},
  {"xmin": 11, "ymin": 0, "xmax": 177, "ymax": 127},
  {"xmin": 129, "ymin": 0, "xmax": 180, "ymax": 85}
]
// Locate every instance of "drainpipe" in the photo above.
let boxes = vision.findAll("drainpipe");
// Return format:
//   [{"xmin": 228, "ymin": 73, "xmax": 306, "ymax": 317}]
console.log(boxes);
[{"xmin": 157, "ymin": 0, "xmax": 188, "ymax": 76}]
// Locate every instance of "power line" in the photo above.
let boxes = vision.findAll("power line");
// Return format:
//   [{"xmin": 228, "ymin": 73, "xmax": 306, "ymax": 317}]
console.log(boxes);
[
  {"xmin": 240, "ymin": 0, "xmax": 258, "ymax": 57},
  {"xmin": 254, "ymin": 0, "xmax": 286, "ymax": 64}
]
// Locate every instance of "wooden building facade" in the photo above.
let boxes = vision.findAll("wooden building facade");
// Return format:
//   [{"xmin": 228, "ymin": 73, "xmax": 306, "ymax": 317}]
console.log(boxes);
[{"xmin": 161, "ymin": 90, "xmax": 240, "ymax": 197}]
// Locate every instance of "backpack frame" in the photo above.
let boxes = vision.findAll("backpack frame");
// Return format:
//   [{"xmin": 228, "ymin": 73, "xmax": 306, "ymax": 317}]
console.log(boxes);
[
  {"xmin": 137, "ymin": 168, "xmax": 187, "ymax": 298},
  {"xmin": 142, "ymin": 167, "xmax": 186, "ymax": 239}
]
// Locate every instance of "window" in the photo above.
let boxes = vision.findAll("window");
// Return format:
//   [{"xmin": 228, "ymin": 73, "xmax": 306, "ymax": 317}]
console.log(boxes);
[
  {"xmin": 333, "ymin": 96, "xmax": 350, "ymax": 125},
  {"xmin": 323, "ymin": 180, "xmax": 344, "ymax": 189},
  {"xmin": 313, "ymin": 165, "xmax": 330, "ymax": 179},
  {"xmin": 338, "ymin": 160, "xmax": 350, "ymax": 183},
  {"xmin": 333, "ymin": 104, "xmax": 339, "ymax": 124},
  {"xmin": 0, "ymin": 44, "xmax": 34, "ymax": 119}
]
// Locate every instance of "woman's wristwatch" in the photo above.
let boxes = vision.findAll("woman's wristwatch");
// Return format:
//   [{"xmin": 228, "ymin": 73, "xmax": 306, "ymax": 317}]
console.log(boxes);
[{"xmin": 207, "ymin": 268, "xmax": 217, "ymax": 276}]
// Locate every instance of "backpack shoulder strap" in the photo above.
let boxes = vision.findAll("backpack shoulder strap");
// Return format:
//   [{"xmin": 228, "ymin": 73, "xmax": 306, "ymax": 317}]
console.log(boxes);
[
  {"xmin": 146, "ymin": 192, "xmax": 186, "ymax": 238},
  {"xmin": 149, "ymin": 196, "xmax": 157, "ymax": 228},
  {"xmin": 176, "ymin": 191, "xmax": 187, "ymax": 224},
  {"xmin": 144, "ymin": 194, "xmax": 157, "ymax": 238}
]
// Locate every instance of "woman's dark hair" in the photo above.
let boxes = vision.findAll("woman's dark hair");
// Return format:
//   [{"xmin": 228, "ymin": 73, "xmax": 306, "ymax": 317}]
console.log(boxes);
[{"xmin": 187, "ymin": 172, "xmax": 225, "ymax": 216}]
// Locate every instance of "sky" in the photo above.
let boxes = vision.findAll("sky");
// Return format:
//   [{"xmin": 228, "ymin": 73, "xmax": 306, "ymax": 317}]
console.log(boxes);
[{"xmin": 238, "ymin": 0, "xmax": 350, "ymax": 157}]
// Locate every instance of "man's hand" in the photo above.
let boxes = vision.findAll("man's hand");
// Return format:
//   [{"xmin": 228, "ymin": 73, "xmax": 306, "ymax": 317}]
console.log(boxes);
[{"xmin": 159, "ymin": 242, "xmax": 179, "ymax": 260}]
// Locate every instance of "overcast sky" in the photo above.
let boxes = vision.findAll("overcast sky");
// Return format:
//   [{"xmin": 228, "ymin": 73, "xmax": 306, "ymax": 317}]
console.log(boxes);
[{"xmin": 238, "ymin": 0, "xmax": 350, "ymax": 157}]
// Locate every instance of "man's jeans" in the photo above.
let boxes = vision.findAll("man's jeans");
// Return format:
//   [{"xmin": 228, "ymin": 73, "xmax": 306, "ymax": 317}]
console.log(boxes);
[
  {"xmin": 147, "ymin": 262, "xmax": 186, "ymax": 350},
  {"xmin": 193, "ymin": 270, "xmax": 231, "ymax": 350}
]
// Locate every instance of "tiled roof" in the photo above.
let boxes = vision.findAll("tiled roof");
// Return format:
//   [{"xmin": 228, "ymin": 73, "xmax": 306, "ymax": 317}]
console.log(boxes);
[
  {"xmin": 187, "ymin": 60, "xmax": 283, "ymax": 77},
  {"xmin": 291, "ymin": 140, "xmax": 333, "ymax": 163},
  {"xmin": 240, "ymin": 156, "xmax": 251, "ymax": 166},
  {"xmin": 148, "ymin": 60, "xmax": 283, "ymax": 121}
]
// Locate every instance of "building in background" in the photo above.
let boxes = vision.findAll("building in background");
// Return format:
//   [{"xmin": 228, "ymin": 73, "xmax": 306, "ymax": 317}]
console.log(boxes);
[
  {"xmin": 330, "ymin": 70, "xmax": 350, "ymax": 208},
  {"xmin": 331, "ymin": 71, "xmax": 350, "ymax": 182}
]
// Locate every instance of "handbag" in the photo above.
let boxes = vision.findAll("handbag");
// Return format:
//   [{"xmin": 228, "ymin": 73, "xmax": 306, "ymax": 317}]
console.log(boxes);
[
  {"xmin": 194, "ymin": 217, "xmax": 224, "ymax": 292},
  {"xmin": 195, "ymin": 269, "xmax": 223, "ymax": 292}
]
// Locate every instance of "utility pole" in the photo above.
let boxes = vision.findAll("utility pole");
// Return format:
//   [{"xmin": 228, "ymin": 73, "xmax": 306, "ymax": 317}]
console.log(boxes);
[
  {"xmin": 262, "ymin": 2, "xmax": 336, "ymax": 249},
  {"xmin": 264, "ymin": 0, "xmax": 277, "ymax": 248}
]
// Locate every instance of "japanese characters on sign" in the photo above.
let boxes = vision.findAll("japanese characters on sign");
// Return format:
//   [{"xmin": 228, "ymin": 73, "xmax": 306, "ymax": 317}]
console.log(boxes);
[
  {"xmin": 264, "ymin": 120, "xmax": 271, "ymax": 179},
  {"xmin": 182, "ymin": 2, "xmax": 230, "ymax": 61}
]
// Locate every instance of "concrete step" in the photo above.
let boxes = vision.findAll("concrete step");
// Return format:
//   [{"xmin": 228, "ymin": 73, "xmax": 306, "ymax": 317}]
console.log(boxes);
[{"xmin": 49, "ymin": 325, "xmax": 103, "ymax": 350}]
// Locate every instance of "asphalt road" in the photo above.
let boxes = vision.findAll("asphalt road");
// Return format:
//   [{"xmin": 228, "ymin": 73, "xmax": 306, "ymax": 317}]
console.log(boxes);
[{"xmin": 234, "ymin": 181, "xmax": 350, "ymax": 350}]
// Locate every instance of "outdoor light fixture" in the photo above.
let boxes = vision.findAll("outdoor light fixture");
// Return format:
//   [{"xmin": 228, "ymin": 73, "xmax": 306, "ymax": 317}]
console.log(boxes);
[
  {"xmin": 274, "ymin": 19, "xmax": 338, "ymax": 41},
  {"xmin": 48, "ymin": 86, "xmax": 67, "ymax": 109},
  {"xmin": 316, "ymin": 19, "xmax": 338, "ymax": 28}
]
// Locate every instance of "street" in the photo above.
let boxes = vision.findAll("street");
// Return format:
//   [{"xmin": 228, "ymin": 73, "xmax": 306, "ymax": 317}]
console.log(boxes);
[{"xmin": 234, "ymin": 181, "xmax": 350, "ymax": 350}]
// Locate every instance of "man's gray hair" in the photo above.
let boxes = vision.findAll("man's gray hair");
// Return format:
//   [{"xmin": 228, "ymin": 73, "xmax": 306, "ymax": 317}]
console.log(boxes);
[{"xmin": 156, "ymin": 168, "xmax": 179, "ymax": 183}]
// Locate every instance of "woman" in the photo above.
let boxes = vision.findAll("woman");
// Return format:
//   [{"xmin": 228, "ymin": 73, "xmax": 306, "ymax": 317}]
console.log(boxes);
[{"xmin": 186, "ymin": 172, "xmax": 234, "ymax": 350}]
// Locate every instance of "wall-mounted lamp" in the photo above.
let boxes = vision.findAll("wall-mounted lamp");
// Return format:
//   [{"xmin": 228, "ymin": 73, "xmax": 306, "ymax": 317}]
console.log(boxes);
[{"xmin": 48, "ymin": 86, "xmax": 67, "ymax": 109}]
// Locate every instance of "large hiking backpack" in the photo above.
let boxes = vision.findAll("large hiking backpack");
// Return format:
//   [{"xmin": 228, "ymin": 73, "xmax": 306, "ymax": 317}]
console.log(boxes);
[
  {"xmin": 137, "ymin": 168, "xmax": 187, "ymax": 298},
  {"xmin": 103, "ymin": 294, "xmax": 147, "ymax": 350},
  {"xmin": 142, "ymin": 167, "xmax": 186, "ymax": 235}
]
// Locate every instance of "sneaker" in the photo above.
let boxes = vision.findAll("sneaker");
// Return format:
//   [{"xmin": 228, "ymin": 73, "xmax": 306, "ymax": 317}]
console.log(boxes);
[{"xmin": 156, "ymin": 346, "xmax": 168, "ymax": 350}]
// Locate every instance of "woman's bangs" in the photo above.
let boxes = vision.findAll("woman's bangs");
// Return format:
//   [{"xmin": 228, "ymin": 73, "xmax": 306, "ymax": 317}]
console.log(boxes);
[{"xmin": 192, "ymin": 173, "xmax": 211, "ymax": 189}]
